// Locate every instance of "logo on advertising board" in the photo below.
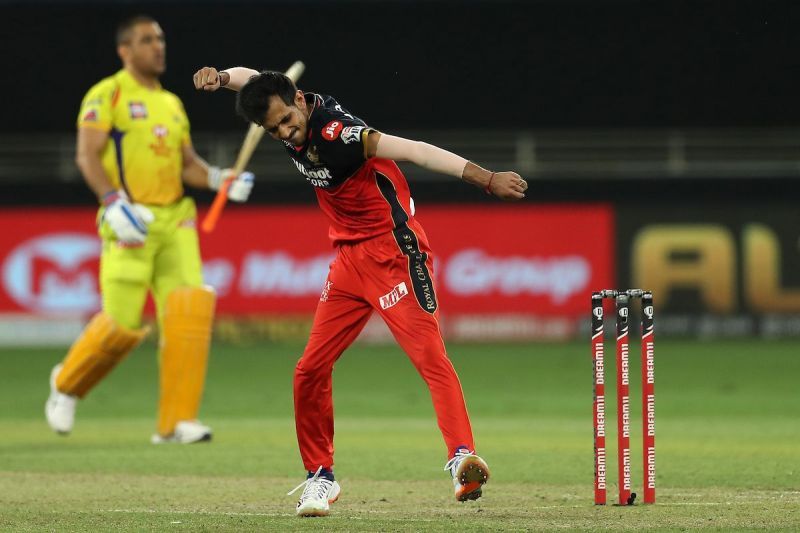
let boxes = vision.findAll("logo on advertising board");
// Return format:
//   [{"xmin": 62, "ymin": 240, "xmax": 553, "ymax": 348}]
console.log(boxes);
[
  {"xmin": 238, "ymin": 252, "xmax": 334, "ymax": 296},
  {"xmin": 202, "ymin": 258, "xmax": 235, "ymax": 297},
  {"xmin": 444, "ymin": 249, "xmax": 591, "ymax": 304},
  {"xmin": 2, "ymin": 233, "xmax": 100, "ymax": 314}
]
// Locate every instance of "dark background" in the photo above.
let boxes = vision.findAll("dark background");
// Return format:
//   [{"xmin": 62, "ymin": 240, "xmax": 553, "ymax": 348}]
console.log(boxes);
[
  {"xmin": 2, "ymin": 0, "xmax": 799, "ymax": 133},
  {"xmin": 0, "ymin": 0, "xmax": 798, "ymax": 326},
  {"xmin": 1, "ymin": 0, "xmax": 799, "ymax": 206}
]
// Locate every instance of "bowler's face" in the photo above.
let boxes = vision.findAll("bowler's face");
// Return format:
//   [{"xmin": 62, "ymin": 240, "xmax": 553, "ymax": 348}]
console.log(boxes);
[{"xmin": 263, "ymin": 92, "xmax": 307, "ymax": 146}]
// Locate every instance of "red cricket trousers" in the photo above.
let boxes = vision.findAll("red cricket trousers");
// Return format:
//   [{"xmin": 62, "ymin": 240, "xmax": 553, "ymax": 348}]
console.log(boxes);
[{"xmin": 293, "ymin": 221, "xmax": 475, "ymax": 471}]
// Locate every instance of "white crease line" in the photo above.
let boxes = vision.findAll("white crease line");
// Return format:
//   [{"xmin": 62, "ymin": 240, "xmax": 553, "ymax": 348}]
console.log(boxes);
[
  {"xmin": 662, "ymin": 502, "xmax": 733, "ymax": 507},
  {"xmin": 105, "ymin": 509, "xmax": 284, "ymax": 518},
  {"xmin": 101, "ymin": 500, "xmax": 797, "ymax": 520},
  {"xmin": 102, "ymin": 509, "xmax": 438, "ymax": 523}
]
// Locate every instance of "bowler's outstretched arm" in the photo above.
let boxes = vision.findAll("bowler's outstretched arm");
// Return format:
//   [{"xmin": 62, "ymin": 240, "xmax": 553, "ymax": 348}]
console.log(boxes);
[{"xmin": 366, "ymin": 131, "xmax": 528, "ymax": 201}]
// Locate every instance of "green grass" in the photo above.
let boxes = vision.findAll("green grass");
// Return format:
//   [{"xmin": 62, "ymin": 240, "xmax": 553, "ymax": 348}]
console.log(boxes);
[{"xmin": 0, "ymin": 340, "xmax": 798, "ymax": 531}]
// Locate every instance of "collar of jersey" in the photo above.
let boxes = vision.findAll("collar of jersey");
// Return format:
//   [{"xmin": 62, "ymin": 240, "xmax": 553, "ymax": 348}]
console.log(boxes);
[
  {"xmin": 116, "ymin": 68, "xmax": 162, "ymax": 91},
  {"xmin": 294, "ymin": 93, "xmax": 321, "ymax": 152}
]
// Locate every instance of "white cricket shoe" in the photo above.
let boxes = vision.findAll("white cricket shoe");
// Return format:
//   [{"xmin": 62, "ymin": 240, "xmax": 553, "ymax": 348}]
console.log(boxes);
[
  {"xmin": 151, "ymin": 420, "xmax": 212, "ymax": 444},
  {"xmin": 45, "ymin": 364, "xmax": 77, "ymax": 435},
  {"xmin": 444, "ymin": 449, "xmax": 490, "ymax": 501},
  {"xmin": 288, "ymin": 466, "xmax": 341, "ymax": 517}
]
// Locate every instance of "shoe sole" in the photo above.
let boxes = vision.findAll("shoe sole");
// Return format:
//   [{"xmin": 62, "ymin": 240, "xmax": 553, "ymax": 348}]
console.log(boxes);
[
  {"xmin": 296, "ymin": 489, "xmax": 339, "ymax": 517},
  {"xmin": 180, "ymin": 432, "xmax": 212, "ymax": 444},
  {"xmin": 152, "ymin": 432, "xmax": 212, "ymax": 444},
  {"xmin": 297, "ymin": 508, "xmax": 329, "ymax": 517},
  {"xmin": 456, "ymin": 456, "xmax": 490, "ymax": 502}
]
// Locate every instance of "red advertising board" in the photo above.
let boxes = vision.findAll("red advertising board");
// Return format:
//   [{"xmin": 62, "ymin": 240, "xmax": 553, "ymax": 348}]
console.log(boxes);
[
  {"xmin": 0, "ymin": 208, "xmax": 102, "ymax": 316},
  {"xmin": 414, "ymin": 205, "xmax": 614, "ymax": 316},
  {"xmin": 0, "ymin": 204, "xmax": 614, "ymax": 322}
]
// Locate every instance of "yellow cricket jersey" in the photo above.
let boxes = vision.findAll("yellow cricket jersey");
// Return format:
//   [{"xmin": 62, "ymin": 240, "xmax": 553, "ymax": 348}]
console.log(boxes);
[{"xmin": 77, "ymin": 69, "xmax": 191, "ymax": 205}]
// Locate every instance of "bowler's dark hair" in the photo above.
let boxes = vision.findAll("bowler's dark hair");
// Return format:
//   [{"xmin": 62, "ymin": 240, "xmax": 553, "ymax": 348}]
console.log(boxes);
[
  {"xmin": 116, "ymin": 15, "xmax": 157, "ymax": 45},
  {"xmin": 236, "ymin": 71, "xmax": 298, "ymax": 126}
]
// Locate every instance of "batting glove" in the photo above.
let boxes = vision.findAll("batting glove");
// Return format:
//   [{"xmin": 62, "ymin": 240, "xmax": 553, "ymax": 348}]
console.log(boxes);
[
  {"xmin": 208, "ymin": 166, "xmax": 254, "ymax": 203},
  {"xmin": 101, "ymin": 190, "xmax": 155, "ymax": 245}
]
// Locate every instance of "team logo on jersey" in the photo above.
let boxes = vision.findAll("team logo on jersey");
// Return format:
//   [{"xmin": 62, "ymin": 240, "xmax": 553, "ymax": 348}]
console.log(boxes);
[
  {"xmin": 82, "ymin": 109, "xmax": 98, "ymax": 122},
  {"xmin": 379, "ymin": 282, "xmax": 409, "ymax": 310},
  {"xmin": 341, "ymin": 126, "xmax": 364, "ymax": 145},
  {"xmin": 129, "ymin": 101, "xmax": 148, "ymax": 119},
  {"xmin": 321, "ymin": 120, "xmax": 343, "ymax": 141},
  {"xmin": 306, "ymin": 145, "xmax": 320, "ymax": 165},
  {"xmin": 149, "ymin": 124, "xmax": 171, "ymax": 157}
]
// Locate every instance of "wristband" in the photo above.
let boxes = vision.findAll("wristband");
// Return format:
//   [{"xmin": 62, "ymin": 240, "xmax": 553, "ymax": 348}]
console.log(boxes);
[
  {"xmin": 102, "ymin": 190, "xmax": 120, "ymax": 206},
  {"xmin": 219, "ymin": 71, "xmax": 230, "ymax": 87},
  {"xmin": 484, "ymin": 172, "xmax": 496, "ymax": 195}
]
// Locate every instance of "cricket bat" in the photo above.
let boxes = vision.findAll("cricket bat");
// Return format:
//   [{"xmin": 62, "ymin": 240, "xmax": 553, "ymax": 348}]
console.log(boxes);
[{"xmin": 201, "ymin": 60, "xmax": 306, "ymax": 233}]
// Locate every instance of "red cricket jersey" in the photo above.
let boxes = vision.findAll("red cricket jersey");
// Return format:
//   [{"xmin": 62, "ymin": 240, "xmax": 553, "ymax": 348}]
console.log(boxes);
[{"xmin": 283, "ymin": 93, "xmax": 414, "ymax": 245}]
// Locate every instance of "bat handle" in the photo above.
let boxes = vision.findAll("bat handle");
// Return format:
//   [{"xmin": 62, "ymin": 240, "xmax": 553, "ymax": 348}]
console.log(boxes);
[{"xmin": 201, "ymin": 177, "xmax": 233, "ymax": 233}]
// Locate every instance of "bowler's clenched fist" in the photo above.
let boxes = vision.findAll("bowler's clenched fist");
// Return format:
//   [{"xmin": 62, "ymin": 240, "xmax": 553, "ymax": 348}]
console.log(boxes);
[{"xmin": 193, "ymin": 67, "xmax": 226, "ymax": 91}]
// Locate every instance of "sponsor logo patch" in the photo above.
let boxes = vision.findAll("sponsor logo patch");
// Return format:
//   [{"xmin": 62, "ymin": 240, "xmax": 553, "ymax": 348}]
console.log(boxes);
[
  {"xmin": 321, "ymin": 120, "xmax": 343, "ymax": 141},
  {"xmin": 129, "ymin": 101, "xmax": 148, "ymax": 119},
  {"xmin": 379, "ymin": 282, "xmax": 409, "ymax": 310},
  {"xmin": 291, "ymin": 159, "xmax": 332, "ymax": 187},
  {"xmin": 82, "ymin": 109, "xmax": 98, "ymax": 122},
  {"xmin": 320, "ymin": 280, "xmax": 333, "ymax": 302},
  {"xmin": 341, "ymin": 126, "xmax": 364, "ymax": 145}
]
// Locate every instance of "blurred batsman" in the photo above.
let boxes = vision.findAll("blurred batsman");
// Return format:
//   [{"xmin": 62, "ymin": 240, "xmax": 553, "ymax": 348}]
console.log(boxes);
[
  {"xmin": 194, "ymin": 66, "xmax": 528, "ymax": 515},
  {"xmin": 45, "ymin": 16, "xmax": 255, "ymax": 443}
]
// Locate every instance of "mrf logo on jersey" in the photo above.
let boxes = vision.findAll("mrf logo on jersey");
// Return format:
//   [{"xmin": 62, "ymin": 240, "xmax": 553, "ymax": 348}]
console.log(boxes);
[{"xmin": 321, "ymin": 120, "xmax": 343, "ymax": 141}]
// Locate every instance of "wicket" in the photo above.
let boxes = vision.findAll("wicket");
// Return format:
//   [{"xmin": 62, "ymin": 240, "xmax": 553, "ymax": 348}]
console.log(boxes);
[{"xmin": 591, "ymin": 289, "xmax": 655, "ymax": 505}]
